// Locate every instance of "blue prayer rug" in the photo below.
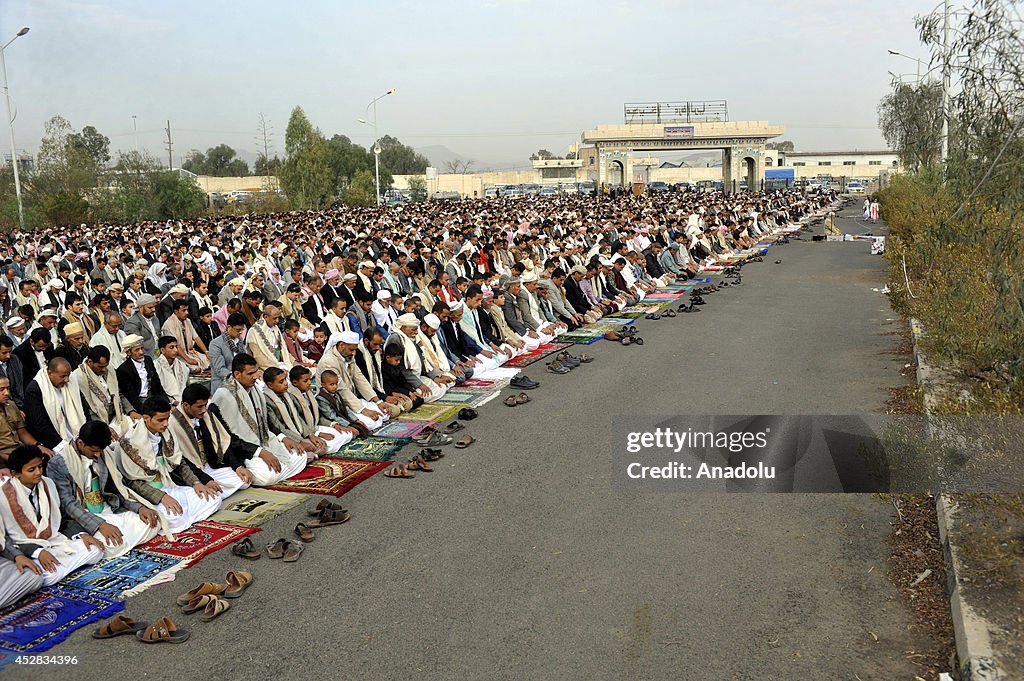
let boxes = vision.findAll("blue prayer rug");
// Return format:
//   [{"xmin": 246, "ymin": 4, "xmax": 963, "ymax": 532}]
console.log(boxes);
[
  {"xmin": 0, "ymin": 589, "xmax": 123, "ymax": 653},
  {"xmin": 56, "ymin": 551, "xmax": 183, "ymax": 600}
]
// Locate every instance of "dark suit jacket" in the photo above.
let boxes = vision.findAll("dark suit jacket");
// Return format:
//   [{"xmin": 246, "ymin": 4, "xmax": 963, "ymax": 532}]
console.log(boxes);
[
  {"xmin": 53, "ymin": 343, "xmax": 89, "ymax": 372},
  {"xmin": 12, "ymin": 341, "xmax": 52, "ymax": 387},
  {"xmin": 0, "ymin": 354, "xmax": 25, "ymax": 409},
  {"xmin": 23, "ymin": 380, "xmax": 63, "ymax": 449},
  {"xmin": 301, "ymin": 294, "xmax": 327, "ymax": 324},
  {"xmin": 564, "ymin": 276, "xmax": 592, "ymax": 314},
  {"xmin": 115, "ymin": 356, "xmax": 167, "ymax": 413}
]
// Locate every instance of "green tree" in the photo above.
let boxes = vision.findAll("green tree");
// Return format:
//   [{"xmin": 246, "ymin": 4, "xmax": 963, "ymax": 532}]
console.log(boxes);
[
  {"xmin": 530, "ymin": 149, "xmax": 558, "ymax": 161},
  {"xmin": 153, "ymin": 171, "xmax": 207, "ymax": 219},
  {"xmin": 378, "ymin": 135, "xmax": 430, "ymax": 175},
  {"xmin": 877, "ymin": 82, "xmax": 943, "ymax": 171},
  {"xmin": 254, "ymin": 153, "xmax": 282, "ymax": 176},
  {"xmin": 34, "ymin": 115, "xmax": 98, "ymax": 198},
  {"xmin": 408, "ymin": 175, "xmax": 427, "ymax": 202},
  {"xmin": 343, "ymin": 169, "xmax": 376, "ymax": 207},
  {"xmin": 766, "ymin": 140, "xmax": 795, "ymax": 152},
  {"xmin": 279, "ymin": 106, "xmax": 333, "ymax": 209},
  {"xmin": 67, "ymin": 125, "xmax": 111, "ymax": 167},
  {"xmin": 43, "ymin": 191, "xmax": 90, "ymax": 226},
  {"xmin": 181, "ymin": 144, "xmax": 249, "ymax": 176}
]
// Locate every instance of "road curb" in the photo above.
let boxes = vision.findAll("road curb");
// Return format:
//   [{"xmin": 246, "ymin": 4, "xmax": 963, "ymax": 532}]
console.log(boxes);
[
  {"xmin": 910, "ymin": 320, "xmax": 1006, "ymax": 680},
  {"xmin": 935, "ymin": 495, "xmax": 1005, "ymax": 680}
]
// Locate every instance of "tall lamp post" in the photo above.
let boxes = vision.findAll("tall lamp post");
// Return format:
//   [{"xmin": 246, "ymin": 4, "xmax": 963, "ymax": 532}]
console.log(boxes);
[
  {"xmin": 887, "ymin": 49, "xmax": 925, "ymax": 83},
  {"xmin": 1, "ymin": 27, "xmax": 30, "ymax": 230},
  {"xmin": 358, "ymin": 88, "xmax": 395, "ymax": 206}
]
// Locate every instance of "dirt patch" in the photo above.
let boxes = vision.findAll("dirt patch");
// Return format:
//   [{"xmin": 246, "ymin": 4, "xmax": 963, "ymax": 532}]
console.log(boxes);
[
  {"xmin": 888, "ymin": 494, "xmax": 957, "ymax": 680},
  {"xmin": 950, "ymin": 494, "xmax": 1024, "ymax": 679}
]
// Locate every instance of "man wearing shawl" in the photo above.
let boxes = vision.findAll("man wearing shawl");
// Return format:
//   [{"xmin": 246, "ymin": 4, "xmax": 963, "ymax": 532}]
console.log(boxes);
[
  {"xmin": 89, "ymin": 311, "xmax": 128, "ymax": 369},
  {"xmin": 23, "ymin": 358, "xmax": 87, "ymax": 452},
  {"xmin": 46, "ymin": 421, "xmax": 160, "ymax": 558},
  {"xmin": 161, "ymin": 299, "xmax": 210, "ymax": 373},
  {"xmin": 0, "ymin": 445, "xmax": 105, "ymax": 585},
  {"xmin": 108, "ymin": 396, "xmax": 221, "ymax": 537},
  {"xmin": 383, "ymin": 313, "xmax": 451, "ymax": 403},
  {"xmin": 167, "ymin": 383, "xmax": 253, "ymax": 497},
  {"xmin": 245, "ymin": 301, "xmax": 290, "ymax": 371},
  {"xmin": 210, "ymin": 353, "xmax": 308, "ymax": 486},
  {"xmin": 71, "ymin": 345, "xmax": 130, "ymax": 432}
]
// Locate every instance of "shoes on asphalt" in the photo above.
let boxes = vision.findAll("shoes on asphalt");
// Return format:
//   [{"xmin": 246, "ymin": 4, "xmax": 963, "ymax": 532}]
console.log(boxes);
[
  {"xmin": 546, "ymin": 360, "xmax": 571, "ymax": 374},
  {"xmin": 510, "ymin": 375, "xmax": 539, "ymax": 389}
]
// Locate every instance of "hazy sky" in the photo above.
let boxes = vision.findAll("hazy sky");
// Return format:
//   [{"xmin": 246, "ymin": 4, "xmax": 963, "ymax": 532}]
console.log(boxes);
[{"xmin": 1, "ymin": 0, "xmax": 942, "ymax": 169}]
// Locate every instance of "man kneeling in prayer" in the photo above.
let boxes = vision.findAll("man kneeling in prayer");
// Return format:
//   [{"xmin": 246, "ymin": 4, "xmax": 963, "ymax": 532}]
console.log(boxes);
[
  {"xmin": 109, "ymin": 396, "xmax": 222, "ymax": 537},
  {"xmin": 46, "ymin": 421, "xmax": 161, "ymax": 558},
  {"xmin": 263, "ymin": 367, "xmax": 332, "ymax": 456},
  {"xmin": 288, "ymin": 366, "xmax": 362, "ymax": 452},
  {"xmin": 210, "ymin": 353, "xmax": 309, "ymax": 485},
  {"xmin": 0, "ymin": 445, "xmax": 105, "ymax": 586},
  {"xmin": 168, "ymin": 383, "xmax": 256, "ymax": 498}
]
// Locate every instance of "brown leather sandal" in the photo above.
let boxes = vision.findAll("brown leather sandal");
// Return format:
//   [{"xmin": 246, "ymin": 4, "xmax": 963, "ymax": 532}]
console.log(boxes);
[
  {"xmin": 92, "ymin": 615, "xmax": 148, "ymax": 639},
  {"xmin": 294, "ymin": 522, "xmax": 316, "ymax": 542},
  {"xmin": 175, "ymin": 582, "xmax": 225, "ymax": 607},
  {"xmin": 198, "ymin": 595, "xmax": 231, "ymax": 622},
  {"xmin": 223, "ymin": 570, "xmax": 255, "ymax": 598},
  {"xmin": 309, "ymin": 507, "xmax": 351, "ymax": 527},
  {"xmin": 383, "ymin": 464, "xmax": 415, "ymax": 478},
  {"xmin": 407, "ymin": 456, "xmax": 433, "ymax": 472},
  {"xmin": 454, "ymin": 436, "xmax": 475, "ymax": 449},
  {"xmin": 136, "ymin": 616, "xmax": 191, "ymax": 644}
]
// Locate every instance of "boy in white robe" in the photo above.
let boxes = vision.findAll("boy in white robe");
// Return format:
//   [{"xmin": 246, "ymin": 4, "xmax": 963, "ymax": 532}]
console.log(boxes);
[
  {"xmin": 108, "ymin": 397, "xmax": 222, "ymax": 538},
  {"xmin": 0, "ymin": 512, "xmax": 45, "ymax": 608},
  {"xmin": 0, "ymin": 445, "xmax": 105, "ymax": 586},
  {"xmin": 45, "ymin": 421, "xmax": 160, "ymax": 558},
  {"xmin": 210, "ymin": 352, "xmax": 308, "ymax": 487}
]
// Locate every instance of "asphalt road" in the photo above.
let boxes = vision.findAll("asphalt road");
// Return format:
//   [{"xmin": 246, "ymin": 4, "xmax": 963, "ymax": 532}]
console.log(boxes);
[{"xmin": 34, "ymin": 205, "xmax": 927, "ymax": 681}]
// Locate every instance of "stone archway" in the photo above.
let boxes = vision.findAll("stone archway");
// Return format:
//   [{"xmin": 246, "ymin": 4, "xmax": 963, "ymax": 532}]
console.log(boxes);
[
  {"xmin": 742, "ymin": 156, "xmax": 756, "ymax": 192},
  {"xmin": 609, "ymin": 160, "xmax": 625, "ymax": 187}
]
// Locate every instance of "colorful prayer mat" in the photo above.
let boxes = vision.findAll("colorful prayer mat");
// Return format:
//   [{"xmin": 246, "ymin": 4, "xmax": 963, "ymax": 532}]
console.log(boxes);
[
  {"xmin": 457, "ymin": 377, "xmax": 512, "ymax": 393},
  {"xmin": 373, "ymin": 419, "xmax": 436, "ymax": 440},
  {"xmin": 436, "ymin": 389, "xmax": 494, "ymax": 407},
  {"xmin": 400, "ymin": 402, "xmax": 462, "ymax": 423},
  {"xmin": 265, "ymin": 458, "xmax": 390, "ymax": 497},
  {"xmin": 135, "ymin": 520, "xmax": 260, "ymax": 566},
  {"xmin": 328, "ymin": 436, "xmax": 410, "ymax": 461},
  {"xmin": 209, "ymin": 488, "xmax": 306, "ymax": 527},
  {"xmin": 501, "ymin": 342, "xmax": 572, "ymax": 368},
  {"xmin": 57, "ymin": 551, "xmax": 184, "ymax": 600},
  {"xmin": 0, "ymin": 589, "xmax": 123, "ymax": 653},
  {"xmin": 459, "ymin": 378, "xmax": 497, "ymax": 388}
]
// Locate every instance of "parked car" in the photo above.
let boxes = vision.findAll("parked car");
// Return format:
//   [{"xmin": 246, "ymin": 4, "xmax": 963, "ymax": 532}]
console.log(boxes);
[
  {"xmin": 560, "ymin": 183, "xmax": 579, "ymax": 195},
  {"xmin": 846, "ymin": 180, "xmax": 865, "ymax": 193},
  {"xmin": 522, "ymin": 183, "xmax": 541, "ymax": 196},
  {"xmin": 539, "ymin": 186, "xmax": 559, "ymax": 197},
  {"xmin": 577, "ymin": 181, "xmax": 596, "ymax": 195},
  {"xmin": 649, "ymin": 181, "xmax": 669, "ymax": 193}
]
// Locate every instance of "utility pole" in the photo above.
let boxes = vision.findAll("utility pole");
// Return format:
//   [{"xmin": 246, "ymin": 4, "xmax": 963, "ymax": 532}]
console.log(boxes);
[
  {"xmin": 940, "ymin": 0, "xmax": 950, "ymax": 163},
  {"xmin": 132, "ymin": 115, "xmax": 138, "ymax": 153},
  {"xmin": 164, "ymin": 120, "xmax": 173, "ymax": 169}
]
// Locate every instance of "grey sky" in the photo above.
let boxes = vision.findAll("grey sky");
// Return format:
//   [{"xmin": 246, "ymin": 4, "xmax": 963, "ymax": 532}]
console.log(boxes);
[{"xmin": 2, "ymin": 0, "xmax": 941, "ymax": 170}]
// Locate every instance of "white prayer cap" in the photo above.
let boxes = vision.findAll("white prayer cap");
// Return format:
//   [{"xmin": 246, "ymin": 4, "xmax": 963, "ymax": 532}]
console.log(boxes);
[
  {"xmin": 396, "ymin": 313, "xmax": 419, "ymax": 328},
  {"xmin": 448, "ymin": 300, "xmax": 464, "ymax": 314},
  {"xmin": 122, "ymin": 334, "xmax": 144, "ymax": 349},
  {"xmin": 376, "ymin": 289, "xmax": 392, "ymax": 300},
  {"xmin": 5, "ymin": 317, "xmax": 24, "ymax": 328},
  {"xmin": 521, "ymin": 271, "xmax": 538, "ymax": 283},
  {"xmin": 424, "ymin": 313, "xmax": 441, "ymax": 330},
  {"xmin": 48, "ymin": 278, "xmax": 65, "ymax": 290},
  {"xmin": 359, "ymin": 260, "xmax": 375, "ymax": 269},
  {"xmin": 338, "ymin": 330, "xmax": 360, "ymax": 345},
  {"xmin": 108, "ymin": 282, "xmax": 124, "ymax": 291},
  {"xmin": 343, "ymin": 273, "xmax": 358, "ymax": 282},
  {"xmin": 136, "ymin": 294, "xmax": 157, "ymax": 307},
  {"xmin": 570, "ymin": 265, "xmax": 587, "ymax": 276},
  {"xmin": 63, "ymin": 322, "xmax": 84, "ymax": 338},
  {"xmin": 170, "ymin": 283, "xmax": 189, "ymax": 295},
  {"xmin": 458, "ymin": 243, "xmax": 474, "ymax": 254},
  {"xmin": 39, "ymin": 309, "xmax": 60, "ymax": 319}
]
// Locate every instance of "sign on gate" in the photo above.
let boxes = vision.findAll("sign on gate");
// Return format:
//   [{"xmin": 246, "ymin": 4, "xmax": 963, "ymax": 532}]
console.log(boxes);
[{"xmin": 664, "ymin": 125, "xmax": 695, "ymax": 138}]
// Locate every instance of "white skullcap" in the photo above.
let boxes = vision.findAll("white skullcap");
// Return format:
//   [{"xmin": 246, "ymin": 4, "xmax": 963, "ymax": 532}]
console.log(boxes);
[
  {"xmin": 448, "ymin": 300, "xmax": 464, "ymax": 313},
  {"xmin": 338, "ymin": 330, "xmax": 360, "ymax": 345},
  {"xmin": 521, "ymin": 272, "xmax": 538, "ymax": 283},
  {"xmin": 376, "ymin": 289, "xmax": 392, "ymax": 300},
  {"xmin": 424, "ymin": 313, "xmax": 441, "ymax": 329},
  {"xmin": 5, "ymin": 317, "xmax": 25, "ymax": 328},
  {"xmin": 396, "ymin": 313, "xmax": 419, "ymax": 328}
]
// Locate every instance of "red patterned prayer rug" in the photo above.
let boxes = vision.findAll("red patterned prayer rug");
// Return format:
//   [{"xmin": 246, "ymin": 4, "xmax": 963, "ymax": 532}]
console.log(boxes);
[
  {"xmin": 135, "ymin": 520, "xmax": 260, "ymax": 566},
  {"xmin": 264, "ymin": 458, "xmax": 391, "ymax": 497},
  {"xmin": 501, "ymin": 342, "xmax": 573, "ymax": 368}
]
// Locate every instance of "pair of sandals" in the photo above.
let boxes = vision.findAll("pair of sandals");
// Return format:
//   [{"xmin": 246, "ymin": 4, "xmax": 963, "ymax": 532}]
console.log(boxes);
[
  {"xmin": 644, "ymin": 312, "xmax": 662, "ymax": 320},
  {"xmin": 413, "ymin": 429, "xmax": 453, "ymax": 447},
  {"xmin": 503, "ymin": 392, "xmax": 531, "ymax": 407},
  {"xmin": 94, "ymin": 615, "xmax": 193, "ymax": 644},
  {"xmin": 621, "ymin": 335, "xmax": 645, "ymax": 346},
  {"xmin": 294, "ymin": 504, "xmax": 351, "ymax": 541},
  {"xmin": 266, "ymin": 538, "xmax": 305, "ymax": 562},
  {"xmin": 677, "ymin": 301, "xmax": 701, "ymax": 314}
]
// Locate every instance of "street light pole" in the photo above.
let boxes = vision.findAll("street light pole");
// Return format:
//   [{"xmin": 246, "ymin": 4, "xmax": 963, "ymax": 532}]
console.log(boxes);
[
  {"xmin": 132, "ymin": 115, "xmax": 138, "ymax": 152},
  {"xmin": 1, "ymin": 27, "xmax": 29, "ymax": 231},
  {"xmin": 359, "ymin": 88, "xmax": 395, "ymax": 206},
  {"xmin": 887, "ymin": 49, "xmax": 925, "ymax": 83}
]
